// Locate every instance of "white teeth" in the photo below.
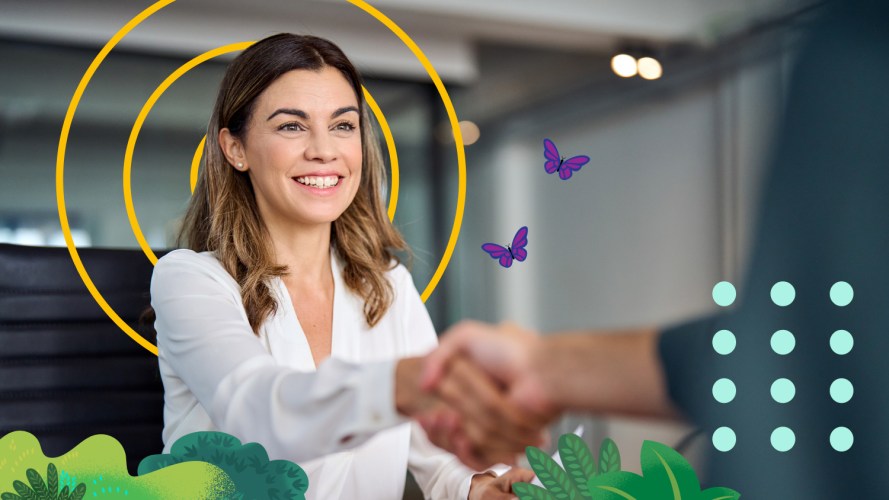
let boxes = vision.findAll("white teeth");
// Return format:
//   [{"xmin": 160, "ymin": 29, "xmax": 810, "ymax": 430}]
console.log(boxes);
[{"xmin": 296, "ymin": 175, "xmax": 339, "ymax": 188}]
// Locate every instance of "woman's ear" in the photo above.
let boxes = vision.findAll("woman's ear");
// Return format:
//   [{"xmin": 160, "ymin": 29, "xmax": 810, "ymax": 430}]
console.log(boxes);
[{"xmin": 219, "ymin": 128, "xmax": 248, "ymax": 171}]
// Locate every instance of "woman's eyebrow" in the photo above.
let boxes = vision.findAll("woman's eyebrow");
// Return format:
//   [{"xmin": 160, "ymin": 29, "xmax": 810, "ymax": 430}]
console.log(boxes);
[{"xmin": 266, "ymin": 106, "xmax": 359, "ymax": 121}]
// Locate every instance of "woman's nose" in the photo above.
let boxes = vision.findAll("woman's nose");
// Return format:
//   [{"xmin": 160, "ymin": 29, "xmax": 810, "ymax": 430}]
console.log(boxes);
[{"xmin": 304, "ymin": 130, "xmax": 337, "ymax": 163}]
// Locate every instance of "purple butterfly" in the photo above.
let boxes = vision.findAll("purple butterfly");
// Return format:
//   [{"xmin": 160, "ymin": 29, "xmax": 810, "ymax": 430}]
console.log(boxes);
[
  {"xmin": 482, "ymin": 226, "xmax": 528, "ymax": 268},
  {"xmin": 544, "ymin": 138, "xmax": 590, "ymax": 180}
]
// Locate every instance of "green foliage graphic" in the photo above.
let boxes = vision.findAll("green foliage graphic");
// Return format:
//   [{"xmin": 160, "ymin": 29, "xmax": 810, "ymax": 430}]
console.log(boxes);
[
  {"xmin": 1, "ymin": 463, "xmax": 86, "ymax": 500},
  {"xmin": 139, "ymin": 431, "xmax": 309, "ymax": 500},
  {"xmin": 0, "ymin": 431, "xmax": 236, "ymax": 499},
  {"xmin": 558, "ymin": 434, "xmax": 595, "ymax": 499},
  {"xmin": 515, "ymin": 437, "xmax": 740, "ymax": 500},
  {"xmin": 598, "ymin": 439, "xmax": 621, "ymax": 475}
]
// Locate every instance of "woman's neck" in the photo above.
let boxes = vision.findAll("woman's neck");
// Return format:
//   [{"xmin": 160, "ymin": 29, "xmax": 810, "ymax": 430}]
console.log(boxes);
[{"xmin": 266, "ymin": 220, "xmax": 334, "ymax": 287}]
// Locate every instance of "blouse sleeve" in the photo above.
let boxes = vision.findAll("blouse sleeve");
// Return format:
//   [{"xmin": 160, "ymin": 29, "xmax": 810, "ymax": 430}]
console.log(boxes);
[
  {"xmin": 394, "ymin": 266, "xmax": 485, "ymax": 499},
  {"xmin": 151, "ymin": 250, "xmax": 407, "ymax": 462}
]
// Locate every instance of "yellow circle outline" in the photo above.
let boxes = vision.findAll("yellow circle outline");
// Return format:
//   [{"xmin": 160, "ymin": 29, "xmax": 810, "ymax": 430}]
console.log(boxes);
[
  {"xmin": 56, "ymin": 0, "xmax": 174, "ymax": 356},
  {"xmin": 188, "ymin": 88, "xmax": 400, "ymax": 221},
  {"xmin": 125, "ymin": 45, "xmax": 400, "ymax": 265},
  {"xmin": 57, "ymin": 0, "xmax": 465, "ymax": 356},
  {"xmin": 347, "ymin": 0, "xmax": 466, "ymax": 302}
]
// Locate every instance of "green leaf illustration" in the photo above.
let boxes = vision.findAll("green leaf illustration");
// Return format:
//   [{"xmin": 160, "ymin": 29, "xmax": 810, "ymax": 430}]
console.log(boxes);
[
  {"xmin": 526, "ymin": 446, "xmax": 582, "ymax": 499},
  {"xmin": 639, "ymin": 440, "xmax": 700, "ymax": 499},
  {"xmin": 558, "ymin": 434, "xmax": 595, "ymax": 498},
  {"xmin": 514, "ymin": 482, "xmax": 557, "ymax": 500},
  {"xmin": 0, "ymin": 493, "xmax": 20, "ymax": 500},
  {"xmin": 139, "ymin": 431, "xmax": 308, "ymax": 499},
  {"xmin": 587, "ymin": 471, "xmax": 651, "ymax": 500},
  {"xmin": 598, "ymin": 439, "xmax": 621, "ymax": 475},
  {"xmin": 68, "ymin": 484, "xmax": 85, "ymax": 500},
  {"xmin": 699, "ymin": 486, "xmax": 741, "ymax": 500},
  {"xmin": 56, "ymin": 486, "xmax": 69, "ymax": 500},
  {"xmin": 46, "ymin": 465, "xmax": 58, "ymax": 500},
  {"xmin": 11, "ymin": 480, "xmax": 32, "ymax": 499},
  {"xmin": 25, "ymin": 470, "xmax": 47, "ymax": 498}
]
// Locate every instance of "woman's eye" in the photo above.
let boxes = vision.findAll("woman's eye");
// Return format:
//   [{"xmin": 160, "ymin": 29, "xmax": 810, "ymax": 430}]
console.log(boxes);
[
  {"xmin": 278, "ymin": 122, "xmax": 304, "ymax": 132},
  {"xmin": 334, "ymin": 122, "xmax": 357, "ymax": 132}
]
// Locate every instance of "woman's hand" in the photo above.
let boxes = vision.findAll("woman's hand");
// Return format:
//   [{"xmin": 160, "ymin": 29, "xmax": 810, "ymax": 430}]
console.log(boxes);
[{"xmin": 468, "ymin": 468, "xmax": 537, "ymax": 500}]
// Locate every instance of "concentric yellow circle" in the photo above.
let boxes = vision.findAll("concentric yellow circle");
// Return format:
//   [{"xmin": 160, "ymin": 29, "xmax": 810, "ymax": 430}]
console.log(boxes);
[
  {"xmin": 124, "ymin": 43, "xmax": 400, "ymax": 264},
  {"xmin": 56, "ymin": 0, "xmax": 467, "ymax": 355}
]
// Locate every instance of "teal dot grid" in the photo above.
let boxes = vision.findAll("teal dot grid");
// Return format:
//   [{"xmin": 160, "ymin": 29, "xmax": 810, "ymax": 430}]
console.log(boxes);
[
  {"xmin": 830, "ymin": 427, "xmax": 854, "ymax": 452},
  {"xmin": 830, "ymin": 281, "xmax": 854, "ymax": 306},
  {"xmin": 712, "ymin": 427, "xmax": 736, "ymax": 452},
  {"xmin": 712, "ymin": 378, "xmax": 736, "ymax": 403},
  {"xmin": 771, "ymin": 281, "xmax": 796, "ymax": 306},
  {"xmin": 770, "ymin": 330, "xmax": 796, "ymax": 355},
  {"xmin": 771, "ymin": 378, "xmax": 796, "ymax": 403},
  {"xmin": 712, "ymin": 281, "xmax": 737, "ymax": 307},
  {"xmin": 712, "ymin": 330, "xmax": 736, "ymax": 355},
  {"xmin": 830, "ymin": 330, "xmax": 854, "ymax": 355},
  {"xmin": 771, "ymin": 427, "xmax": 796, "ymax": 452},
  {"xmin": 830, "ymin": 378, "xmax": 854, "ymax": 404}
]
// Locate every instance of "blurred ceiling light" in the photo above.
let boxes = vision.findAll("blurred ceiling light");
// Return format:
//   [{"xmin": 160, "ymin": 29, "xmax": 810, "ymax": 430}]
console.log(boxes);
[
  {"xmin": 611, "ymin": 53, "xmax": 637, "ymax": 78},
  {"xmin": 637, "ymin": 57, "xmax": 663, "ymax": 80},
  {"xmin": 459, "ymin": 120, "xmax": 480, "ymax": 145}
]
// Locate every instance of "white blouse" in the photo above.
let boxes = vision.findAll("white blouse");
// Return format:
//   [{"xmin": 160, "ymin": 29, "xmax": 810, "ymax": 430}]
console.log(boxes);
[{"xmin": 151, "ymin": 249, "xmax": 477, "ymax": 499}]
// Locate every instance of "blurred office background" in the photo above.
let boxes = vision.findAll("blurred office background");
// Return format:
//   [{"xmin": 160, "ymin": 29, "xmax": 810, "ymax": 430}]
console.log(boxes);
[{"xmin": 1, "ymin": 0, "xmax": 819, "ymax": 494}]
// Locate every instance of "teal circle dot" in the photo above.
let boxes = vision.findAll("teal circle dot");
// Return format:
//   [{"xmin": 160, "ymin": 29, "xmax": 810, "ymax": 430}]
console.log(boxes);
[
  {"xmin": 770, "ymin": 378, "xmax": 796, "ymax": 403},
  {"xmin": 771, "ymin": 330, "xmax": 796, "ymax": 355},
  {"xmin": 830, "ymin": 378, "xmax": 854, "ymax": 403},
  {"xmin": 830, "ymin": 281, "xmax": 854, "ymax": 306},
  {"xmin": 830, "ymin": 427, "xmax": 854, "ymax": 452},
  {"xmin": 712, "ymin": 427, "xmax": 736, "ymax": 452},
  {"xmin": 771, "ymin": 427, "xmax": 796, "ymax": 452},
  {"xmin": 771, "ymin": 281, "xmax": 796, "ymax": 306},
  {"xmin": 712, "ymin": 378, "xmax": 736, "ymax": 403},
  {"xmin": 712, "ymin": 281, "xmax": 737, "ymax": 307},
  {"xmin": 712, "ymin": 330, "xmax": 736, "ymax": 355},
  {"xmin": 830, "ymin": 330, "xmax": 854, "ymax": 355}
]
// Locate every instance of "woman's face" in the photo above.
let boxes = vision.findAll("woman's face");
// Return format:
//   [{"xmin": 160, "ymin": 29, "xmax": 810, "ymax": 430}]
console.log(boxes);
[{"xmin": 222, "ymin": 66, "xmax": 363, "ymax": 230}]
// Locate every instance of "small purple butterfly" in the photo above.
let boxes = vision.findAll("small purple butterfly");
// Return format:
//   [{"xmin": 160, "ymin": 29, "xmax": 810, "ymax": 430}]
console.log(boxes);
[
  {"xmin": 544, "ymin": 138, "xmax": 590, "ymax": 180},
  {"xmin": 481, "ymin": 226, "xmax": 528, "ymax": 268}
]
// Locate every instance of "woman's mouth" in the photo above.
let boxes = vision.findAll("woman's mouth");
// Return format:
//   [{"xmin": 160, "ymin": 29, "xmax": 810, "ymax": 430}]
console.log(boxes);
[{"xmin": 293, "ymin": 175, "xmax": 341, "ymax": 189}]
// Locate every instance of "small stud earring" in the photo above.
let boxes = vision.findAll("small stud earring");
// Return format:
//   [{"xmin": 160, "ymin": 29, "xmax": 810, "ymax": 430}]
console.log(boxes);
[{"xmin": 236, "ymin": 162, "xmax": 244, "ymax": 169}]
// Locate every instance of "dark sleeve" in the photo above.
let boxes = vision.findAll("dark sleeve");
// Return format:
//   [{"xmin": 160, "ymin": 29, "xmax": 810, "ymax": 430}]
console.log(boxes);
[{"xmin": 657, "ymin": 315, "xmax": 722, "ymax": 424}]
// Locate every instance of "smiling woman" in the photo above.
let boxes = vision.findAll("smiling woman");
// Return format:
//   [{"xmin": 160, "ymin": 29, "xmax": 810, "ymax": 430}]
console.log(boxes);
[{"xmin": 147, "ymin": 33, "xmax": 537, "ymax": 500}]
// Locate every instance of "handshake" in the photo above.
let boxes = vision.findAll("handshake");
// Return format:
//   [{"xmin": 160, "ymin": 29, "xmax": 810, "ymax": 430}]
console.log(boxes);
[
  {"xmin": 395, "ymin": 321, "xmax": 672, "ymax": 471},
  {"xmin": 395, "ymin": 321, "xmax": 559, "ymax": 470}
]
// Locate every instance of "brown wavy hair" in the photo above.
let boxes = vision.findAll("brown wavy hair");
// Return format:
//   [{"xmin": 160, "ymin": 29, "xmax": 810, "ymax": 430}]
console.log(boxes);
[{"xmin": 180, "ymin": 33, "xmax": 407, "ymax": 333}]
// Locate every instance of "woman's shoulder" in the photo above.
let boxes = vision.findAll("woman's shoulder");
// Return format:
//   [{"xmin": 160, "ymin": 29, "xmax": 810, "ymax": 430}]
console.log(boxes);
[{"xmin": 153, "ymin": 249, "xmax": 235, "ymax": 287}]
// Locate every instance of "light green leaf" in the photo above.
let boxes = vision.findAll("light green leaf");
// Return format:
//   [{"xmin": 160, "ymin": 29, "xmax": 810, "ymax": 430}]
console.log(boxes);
[
  {"xmin": 559, "ymin": 434, "xmax": 595, "ymax": 498},
  {"xmin": 526, "ymin": 446, "xmax": 582, "ymax": 499},
  {"xmin": 639, "ymin": 440, "xmax": 700, "ymax": 499},
  {"xmin": 598, "ymin": 439, "xmax": 621, "ymax": 475},
  {"xmin": 587, "ymin": 471, "xmax": 650, "ymax": 500},
  {"xmin": 699, "ymin": 486, "xmax": 741, "ymax": 500},
  {"xmin": 514, "ymin": 482, "xmax": 557, "ymax": 500}
]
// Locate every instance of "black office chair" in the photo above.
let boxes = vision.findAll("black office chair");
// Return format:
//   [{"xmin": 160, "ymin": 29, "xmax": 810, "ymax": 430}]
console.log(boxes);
[{"xmin": 0, "ymin": 243, "xmax": 165, "ymax": 474}]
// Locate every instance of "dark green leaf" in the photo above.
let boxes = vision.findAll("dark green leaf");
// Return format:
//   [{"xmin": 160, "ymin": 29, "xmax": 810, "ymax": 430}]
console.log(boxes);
[
  {"xmin": 587, "ymin": 471, "xmax": 651, "ymax": 500},
  {"xmin": 559, "ymin": 434, "xmax": 595, "ymax": 498},
  {"xmin": 639, "ymin": 440, "xmax": 700, "ymax": 499},
  {"xmin": 12, "ymin": 480, "xmax": 33, "ymax": 499},
  {"xmin": 699, "ymin": 486, "xmax": 741, "ymax": 500},
  {"xmin": 57, "ymin": 485, "xmax": 70, "ymax": 500},
  {"xmin": 598, "ymin": 439, "xmax": 621, "ymax": 475},
  {"xmin": 69, "ymin": 484, "xmax": 86, "ymax": 500},
  {"xmin": 526, "ymin": 446, "xmax": 582, "ymax": 499},
  {"xmin": 514, "ymin": 482, "xmax": 557, "ymax": 500},
  {"xmin": 1, "ymin": 492, "xmax": 23, "ymax": 500},
  {"xmin": 46, "ymin": 464, "xmax": 58, "ymax": 500},
  {"xmin": 25, "ymin": 470, "xmax": 47, "ymax": 498}
]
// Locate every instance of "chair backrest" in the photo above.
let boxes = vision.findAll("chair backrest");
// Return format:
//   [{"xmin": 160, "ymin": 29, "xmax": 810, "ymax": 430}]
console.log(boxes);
[{"xmin": 0, "ymin": 243, "xmax": 165, "ymax": 474}]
